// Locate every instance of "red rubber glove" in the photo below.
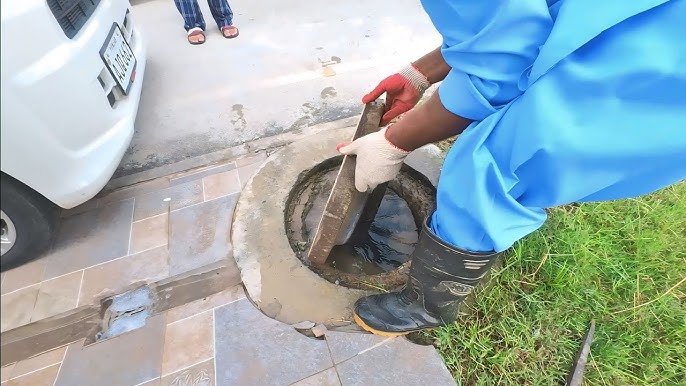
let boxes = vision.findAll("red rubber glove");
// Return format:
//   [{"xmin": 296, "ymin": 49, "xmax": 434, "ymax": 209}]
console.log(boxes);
[{"xmin": 362, "ymin": 64, "xmax": 430, "ymax": 126}]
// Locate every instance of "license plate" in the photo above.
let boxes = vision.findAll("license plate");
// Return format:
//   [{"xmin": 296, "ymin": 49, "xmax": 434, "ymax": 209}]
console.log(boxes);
[{"xmin": 100, "ymin": 23, "xmax": 136, "ymax": 95}]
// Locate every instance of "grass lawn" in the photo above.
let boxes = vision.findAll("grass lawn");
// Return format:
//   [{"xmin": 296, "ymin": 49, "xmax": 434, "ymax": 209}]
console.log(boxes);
[{"xmin": 425, "ymin": 181, "xmax": 685, "ymax": 385}]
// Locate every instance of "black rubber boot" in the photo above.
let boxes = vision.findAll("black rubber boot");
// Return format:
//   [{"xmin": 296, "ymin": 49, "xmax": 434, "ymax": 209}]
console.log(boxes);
[{"xmin": 353, "ymin": 216, "xmax": 501, "ymax": 336}]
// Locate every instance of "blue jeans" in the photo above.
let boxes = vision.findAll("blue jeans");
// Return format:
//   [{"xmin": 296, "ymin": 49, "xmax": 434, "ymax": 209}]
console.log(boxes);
[{"xmin": 174, "ymin": 0, "xmax": 233, "ymax": 31}]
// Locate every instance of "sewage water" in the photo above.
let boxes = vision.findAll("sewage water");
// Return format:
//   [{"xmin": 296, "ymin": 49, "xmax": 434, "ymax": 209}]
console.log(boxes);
[{"xmin": 301, "ymin": 169, "xmax": 419, "ymax": 276}]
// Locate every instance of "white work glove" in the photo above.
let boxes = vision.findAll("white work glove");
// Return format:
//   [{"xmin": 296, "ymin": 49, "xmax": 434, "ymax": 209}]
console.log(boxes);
[{"xmin": 337, "ymin": 127, "xmax": 410, "ymax": 192}]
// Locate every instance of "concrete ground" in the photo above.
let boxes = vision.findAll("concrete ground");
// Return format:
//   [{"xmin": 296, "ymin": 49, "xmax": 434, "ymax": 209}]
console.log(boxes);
[
  {"xmin": 0, "ymin": 152, "xmax": 456, "ymax": 386},
  {"xmin": 117, "ymin": 0, "xmax": 438, "ymax": 181},
  {"xmin": 0, "ymin": 3, "xmax": 455, "ymax": 383}
]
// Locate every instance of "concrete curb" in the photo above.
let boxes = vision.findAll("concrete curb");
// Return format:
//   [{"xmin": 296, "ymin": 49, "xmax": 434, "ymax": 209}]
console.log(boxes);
[{"xmin": 231, "ymin": 126, "xmax": 443, "ymax": 326}]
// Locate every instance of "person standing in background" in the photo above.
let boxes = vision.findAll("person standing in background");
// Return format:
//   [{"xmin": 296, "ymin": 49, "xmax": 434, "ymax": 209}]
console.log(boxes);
[{"xmin": 174, "ymin": 0, "xmax": 239, "ymax": 45}]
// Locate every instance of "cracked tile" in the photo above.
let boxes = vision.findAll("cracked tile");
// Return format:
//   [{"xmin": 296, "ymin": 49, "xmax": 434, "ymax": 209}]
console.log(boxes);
[
  {"xmin": 214, "ymin": 299, "xmax": 333, "ymax": 386},
  {"xmin": 0, "ymin": 259, "xmax": 45, "ymax": 295},
  {"xmin": 325, "ymin": 331, "xmax": 388, "ymax": 364},
  {"xmin": 335, "ymin": 337, "xmax": 455, "ymax": 386},
  {"xmin": 31, "ymin": 271, "xmax": 82, "ymax": 322},
  {"xmin": 292, "ymin": 368, "xmax": 341, "ymax": 386}
]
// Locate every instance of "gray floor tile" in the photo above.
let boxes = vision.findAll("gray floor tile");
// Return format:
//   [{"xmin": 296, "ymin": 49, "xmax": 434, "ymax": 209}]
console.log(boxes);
[
  {"xmin": 170, "ymin": 162, "xmax": 236, "ymax": 186},
  {"xmin": 335, "ymin": 338, "xmax": 456, "ymax": 386},
  {"xmin": 31, "ymin": 271, "xmax": 82, "ymax": 321},
  {"xmin": 138, "ymin": 378, "xmax": 161, "ymax": 386},
  {"xmin": 161, "ymin": 311, "xmax": 213, "ymax": 376},
  {"xmin": 5, "ymin": 363, "xmax": 60, "ymax": 386},
  {"xmin": 78, "ymin": 246, "xmax": 169, "ymax": 306},
  {"xmin": 214, "ymin": 299, "xmax": 333, "ymax": 386},
  {"xmin": 1, "ymin": 259, "xmax": 46, "ymax": 295},
  {"xmin": 292, "ymin": 368, "xmax": 341, "ymax": 386},
  {"xmin": 166, "ymin": 285, "xmax": 244, "ymax": 324},
  {"xmin": 237, "ymin": 161, "xmax": 263, "ymax": 188},
  {"xmin": 202, "ymin": 170, "xmax": 241, "ymax": 201},
  {"xmin": 325, "ymin": 331, "xmax": 389, "ymax": 364},
  {"xmin": 11, "ymin": 347, "xmax": 67, "ymax": 380},
  {"xmin": 98, "ymin": 178, "xmax": 170, "ymax": 205},
  {"xmin": 60, "ymin": 199, "xmax": 100, "ymax": 218},
  {"xmin": 43, "ymin": 199, "xmax": 134, "ymax": 279},
  {"xmin": 235, "ymin": 152, "xmax": 267, "ymax": 168},
  {"xmin": 1, "ymin": 364, "xmax": 14, "ymax": 383},
  {"xmin": 130, "ymin": 214, "xmax": 168, "ymax": 254},
  {"xmin": 133, "ymin": 180, "xmax": 203, "ymax": 221},
  {"xmin": 0, "ymin": 285, "xmax": 39, "ymax": 332},
  {"xmin": 54, "ymin": 315, "xmax": 166, "ymax": 386},
  {"xmin": 168, "ymin": 195, "xmax": 237, "ymax": 276},
  {"xmin": 160, "ymin": 358, "xmax": 214, "ymax": 386}
]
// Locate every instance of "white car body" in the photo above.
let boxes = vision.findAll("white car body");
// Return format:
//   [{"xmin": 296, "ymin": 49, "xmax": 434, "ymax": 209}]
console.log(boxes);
[{"xmin": 1, "ymin": 0, "xmax": 145, "ymax": 209}]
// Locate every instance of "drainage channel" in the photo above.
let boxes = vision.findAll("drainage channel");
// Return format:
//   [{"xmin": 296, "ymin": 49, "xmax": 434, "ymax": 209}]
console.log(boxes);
[{"xmin": 0, "ymin": 261, "xmax": 239, "ymax": 366}]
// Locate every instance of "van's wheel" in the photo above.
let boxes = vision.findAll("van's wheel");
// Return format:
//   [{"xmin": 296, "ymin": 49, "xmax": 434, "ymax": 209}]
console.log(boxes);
[{"xmin": 1, "ymin": 174, "xmax": 59, "ymax": 271}]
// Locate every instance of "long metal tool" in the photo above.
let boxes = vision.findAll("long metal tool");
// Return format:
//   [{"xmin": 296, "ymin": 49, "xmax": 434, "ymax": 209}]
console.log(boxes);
[
  {"xmin": 566, "ymin": 320, "xmax": 596, "ymax": 386},
  {"xmin": 307, "ymin": 101, "xmax": 385, "ymax": 265}
]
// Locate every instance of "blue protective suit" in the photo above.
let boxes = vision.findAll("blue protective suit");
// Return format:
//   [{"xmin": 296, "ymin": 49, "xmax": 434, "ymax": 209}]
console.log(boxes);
[{"xmin": 422, "ymin": 0, "xmax": 686, "ymax": 252}]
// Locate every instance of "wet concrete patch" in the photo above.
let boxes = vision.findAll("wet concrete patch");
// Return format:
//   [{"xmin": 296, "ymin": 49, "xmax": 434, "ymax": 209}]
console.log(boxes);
[
  {"xmin": 231, "ymin": 126, "xmax": 442, "ymax": 326},
  {"xmin": 168, "ymin": 195, "xmax": 238, "ymax": 275},
  {"xmin": 1, "ymin": 262, "xmax": 237, "ymax": 366},
  {"xmin": 90, "ymin": 286, "xmax": 154, "ymax": 344}
]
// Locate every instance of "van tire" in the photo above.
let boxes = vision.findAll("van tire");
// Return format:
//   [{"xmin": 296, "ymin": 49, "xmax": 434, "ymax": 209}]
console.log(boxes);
[{"xmin": 1, "ymin": 174, "xmax": 59, "ymax": 271}]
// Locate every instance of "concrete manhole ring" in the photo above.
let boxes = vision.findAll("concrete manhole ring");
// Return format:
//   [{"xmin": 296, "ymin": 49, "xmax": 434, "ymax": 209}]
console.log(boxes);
[{"xmin": 231, "ymin": 126, "xmax": 443, "ymax": 326}]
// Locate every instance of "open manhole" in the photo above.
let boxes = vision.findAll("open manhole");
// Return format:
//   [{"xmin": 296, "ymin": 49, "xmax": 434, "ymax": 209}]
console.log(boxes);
[
  {"xmin": 232, "ymin": 126, "xmax": 442, "ymax": 325},
  {"xmin": 285, "ymin": 156, "xmax": 435, "ymax": 291}
]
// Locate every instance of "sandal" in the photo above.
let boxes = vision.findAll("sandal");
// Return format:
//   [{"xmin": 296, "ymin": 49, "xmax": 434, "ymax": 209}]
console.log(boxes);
[
  {"xmin": 220, "ymin": 25, "xmax": 239, "ymax": 39},
  {"xmin": 187, "ymin": 27, "xmax": 206, "ymax": 45}
]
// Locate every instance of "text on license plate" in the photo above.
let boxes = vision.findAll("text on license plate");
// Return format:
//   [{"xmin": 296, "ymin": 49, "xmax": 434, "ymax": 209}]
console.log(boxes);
[{"xmin": 100, "ymin": 23, "xmax": 136, "ymax": 95}]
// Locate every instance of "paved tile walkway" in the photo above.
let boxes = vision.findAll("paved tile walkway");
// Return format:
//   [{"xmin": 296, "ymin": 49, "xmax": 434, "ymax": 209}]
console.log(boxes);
[
  {"xmin": 0, "ymin": 154, "xmax": 262, "ymax": 332},
  {"xmin": 1, "ymin": 285, "xmax": 454, "ymax": 386},
  {"xmin": 0, "ymin": 151, "xmax": 456, "ymax": 385}
]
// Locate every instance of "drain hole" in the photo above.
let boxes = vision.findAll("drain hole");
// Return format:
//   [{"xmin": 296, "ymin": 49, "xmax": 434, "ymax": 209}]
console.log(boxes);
[
  {"xmin": 86, "ymin": 286, "xmax": 154, "ymax": 345},
  {"xmin": 285, "ymin": 156, "xmax": 436, "ymax": 290}
]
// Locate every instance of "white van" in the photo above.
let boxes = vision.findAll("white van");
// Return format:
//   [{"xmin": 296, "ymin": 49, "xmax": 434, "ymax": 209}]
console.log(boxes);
[{"xmin": 1, "ymin": 0, "xmax": 146, "ymax": 269}]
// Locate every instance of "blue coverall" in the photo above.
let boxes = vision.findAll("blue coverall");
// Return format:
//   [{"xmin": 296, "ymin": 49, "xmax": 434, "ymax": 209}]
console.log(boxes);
[{"xmin": 425, "ymin": 0, "xmax": 686, "ymax": 253}]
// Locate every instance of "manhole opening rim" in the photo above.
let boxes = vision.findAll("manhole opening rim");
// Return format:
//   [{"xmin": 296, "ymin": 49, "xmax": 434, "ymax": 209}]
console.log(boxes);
[{"xmin": 284, "ymin": 154, "xmax": 436, "ymax": 291}]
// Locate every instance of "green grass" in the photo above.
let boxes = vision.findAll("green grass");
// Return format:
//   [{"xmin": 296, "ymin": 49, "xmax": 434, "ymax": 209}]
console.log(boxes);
[{"xmin": 425, "ymin": 182, "xmax": 686, "ymax": 385}]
